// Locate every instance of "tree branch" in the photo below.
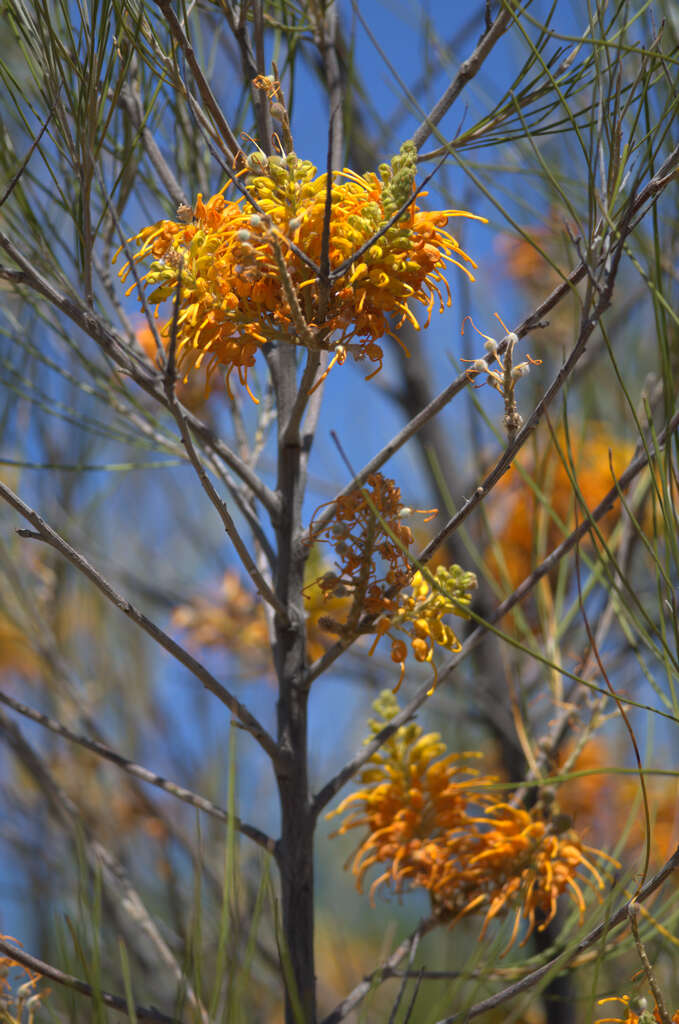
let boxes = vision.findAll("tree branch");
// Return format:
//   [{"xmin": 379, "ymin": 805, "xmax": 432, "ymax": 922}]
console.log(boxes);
[{"xmin": 411, "ymin": 6, "xmax": 513, "ymax": 151}]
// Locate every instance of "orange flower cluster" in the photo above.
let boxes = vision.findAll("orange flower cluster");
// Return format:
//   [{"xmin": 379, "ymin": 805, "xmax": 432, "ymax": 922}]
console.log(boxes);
[
  {"xmin": 597, "ymin": 995, "xmax": 679, "ymax": 1023},
  {"xmin": 310, "ymin": 474, "xmax": 475, "ymax": 684},
  {"xmin": 0, "ymin": 937, "xmax": 45, "ymax": 1023},
  {"xmin": 487, "ymin": 424, "xmax": 635, "ymax": 588},
  {"xmin": 116, "ymin": 143, "xmax": 484, "ymax": 397},
  {"xmin": 172, "ymin": 570, "xmax": 270, "ymax": 670},
  {"xmin": 331, "ymin": 693, "xmax": 613, "ymax": 949},
  {"xmin": 311, "ymin": 473, "xmax": 428, "ymax": 618}
]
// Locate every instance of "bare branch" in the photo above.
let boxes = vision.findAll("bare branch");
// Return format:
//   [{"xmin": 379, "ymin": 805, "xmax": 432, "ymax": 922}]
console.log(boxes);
[{"xmin": 411, "ymin": 6, "xmax": 513, "ymax": 151}]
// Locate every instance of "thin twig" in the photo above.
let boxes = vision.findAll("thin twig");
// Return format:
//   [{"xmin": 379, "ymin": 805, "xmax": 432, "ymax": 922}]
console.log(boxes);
[
  {"xmin": 0, "ymin": 104, "xmax": 55, "ymax": 209},
  {"xmin": 411, "ymin": 6, "xmax": 513, "ymax": 150},
  {"xmin": 119, "ymin": 82, "xmax": 189, "ymax": 208},
  {"xmin": 320, "ymin": 918, "xmax": 437, "ymax": 1024},
  {"xmin": 628, "ymin": 903, "xmax": 673, "ymax": 1024}
]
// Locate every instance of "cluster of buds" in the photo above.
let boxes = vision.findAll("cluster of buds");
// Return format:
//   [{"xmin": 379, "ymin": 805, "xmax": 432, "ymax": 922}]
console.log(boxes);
[
  {"xmin": 462, "ymin": 313, "xmax": 541, "ymax": 440},
  {"xmin": 330, "ymin": 694, "xmax": 616, "ymax": 951}
]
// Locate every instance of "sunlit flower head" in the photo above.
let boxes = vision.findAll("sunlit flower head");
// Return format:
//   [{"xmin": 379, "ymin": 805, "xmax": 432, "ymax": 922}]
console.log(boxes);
[{"xmin": 116, "ymin": 143, "xmax": 485, "ymax": 398}]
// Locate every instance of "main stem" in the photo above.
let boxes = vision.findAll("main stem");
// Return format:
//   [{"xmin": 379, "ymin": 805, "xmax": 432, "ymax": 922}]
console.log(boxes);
[{"xmin": 273, "ymin": 344, "xmax": 316, "ymax": 1023}]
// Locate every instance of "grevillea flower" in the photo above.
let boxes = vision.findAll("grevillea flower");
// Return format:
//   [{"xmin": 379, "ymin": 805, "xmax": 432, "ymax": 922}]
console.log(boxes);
[
  {"xmin": 310, "ymin": 473, "xmax": 475, "ymax": 685},
  {"xmin": 116, "ymin": 143, "xmax": 485, "ymax": 398},
  {"xmin": 331, "ymin": 694, "xmax": 616, "ymax": 950},
  {"xmin": 328, "ymin": 691, "xmax": 491, "ymax": 902},
  {"xmin": 444, "ymin": 802, "xmax": 610, "ymax": 948},
  {"xmin": 486, "ymin": 424, "xmax": 635, "ymax": 588}
]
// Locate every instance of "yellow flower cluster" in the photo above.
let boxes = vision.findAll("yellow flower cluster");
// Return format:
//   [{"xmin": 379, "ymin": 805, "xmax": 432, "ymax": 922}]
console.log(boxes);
[
  {"xmin": 331, "ymin": 694, "xmax": 614, "ymax": 950},
  {"xmin": 376, "ymin": 565, "xmax": 477, "ymax": 689},
  {"xmin": 117, "ymin": 143, "xmax": 484, "ymax": 397}
]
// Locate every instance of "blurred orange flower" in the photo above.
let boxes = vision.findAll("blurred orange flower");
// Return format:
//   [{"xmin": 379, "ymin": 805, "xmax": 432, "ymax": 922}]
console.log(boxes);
[
  {"xmin": 134, "ymin": 322, "xmax": 217, "ymax": 411},
  {"xmin": 558, "ymin": 740, "xmax": 679, "ymax": 870},
  {"xmin": 486, "ymin": 424, "xmax": 634, "ymax": 588}
]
